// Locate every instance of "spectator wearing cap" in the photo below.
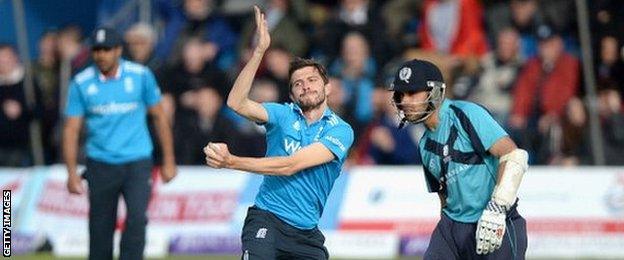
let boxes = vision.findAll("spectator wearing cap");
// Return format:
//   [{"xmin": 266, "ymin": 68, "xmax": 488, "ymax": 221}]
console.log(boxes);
[
  {"xmin": 508, "ymin": 23, "xmax": 580, "ymax": 164},
  {"xmin": 62, "ymin": 27, "xmax": 177, "ymax": 260}
]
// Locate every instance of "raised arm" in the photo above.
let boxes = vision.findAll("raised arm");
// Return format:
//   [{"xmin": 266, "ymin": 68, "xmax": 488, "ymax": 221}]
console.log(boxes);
[
  {"xmin": 204, "ymin": 142, "xmax": 335, "ymax": 176},
  {"xmin": 227, "ymin": 6, "xmax": 271, "ymax": 123}
]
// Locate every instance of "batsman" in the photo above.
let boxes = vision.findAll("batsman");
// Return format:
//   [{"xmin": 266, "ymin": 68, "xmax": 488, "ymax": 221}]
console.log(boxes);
[{"xmin": 389, "ymin": 59, "xmax": 528, "ymax": 259}]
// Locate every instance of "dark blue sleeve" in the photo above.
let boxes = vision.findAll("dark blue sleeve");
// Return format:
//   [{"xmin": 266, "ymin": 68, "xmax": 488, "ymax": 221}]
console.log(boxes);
[{"xmin": 450, "ymin": 103, "xmax": 508, "ymax": 155}]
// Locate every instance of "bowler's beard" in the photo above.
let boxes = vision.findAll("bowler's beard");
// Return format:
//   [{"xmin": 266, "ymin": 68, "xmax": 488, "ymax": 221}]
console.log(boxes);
[{"xmin": 296, "ymin": 90, "xmax": 326, "ymax": 111}]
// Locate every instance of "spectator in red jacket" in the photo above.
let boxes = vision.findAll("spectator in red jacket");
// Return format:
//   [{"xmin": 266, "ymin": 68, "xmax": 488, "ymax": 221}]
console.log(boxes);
[
  {"xmin": 508, "ymin": 23, "xmax": 580, "ymax": 163},
  {"xmin": 417, "ymin": 0, "xmax": 489, "ymax": 92},
  {"xmin": 419, "ymin": 0, "xmax": 489, "ymax": 58}
]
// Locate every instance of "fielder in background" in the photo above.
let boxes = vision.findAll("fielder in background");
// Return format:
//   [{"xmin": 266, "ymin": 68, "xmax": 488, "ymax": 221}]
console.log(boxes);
[
  {"xmin": 63, "ymin": 27, "xmax": 176, "ymax": 260},
  {"xmin": 389, "ymin": 59, "xmax": 528, "ymax": 259},
  {"xmin": 203, "ymin": 6, "xmax": 354, "ymax": 260}
]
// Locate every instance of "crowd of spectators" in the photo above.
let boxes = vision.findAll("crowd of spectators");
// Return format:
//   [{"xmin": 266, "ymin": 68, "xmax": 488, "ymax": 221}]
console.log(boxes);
[{"xmin": 2, "ymin": 0, "xmax": 623, "ymax": 167}]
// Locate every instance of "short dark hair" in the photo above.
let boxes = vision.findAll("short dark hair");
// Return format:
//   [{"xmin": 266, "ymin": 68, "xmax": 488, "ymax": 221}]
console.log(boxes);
[{"xmin": 288, "ymin": 57, "xmax": 329, "ymax": 87}]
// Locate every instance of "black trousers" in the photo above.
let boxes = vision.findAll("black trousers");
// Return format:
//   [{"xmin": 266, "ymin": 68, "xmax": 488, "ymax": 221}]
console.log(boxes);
[
  {"xmin": 241, "ymin": 206, "xmax": 329, "ymax": 260},
  {"xmin": 84, "ymin": 158, "xmax": 153, "ymax": 260},
  {"xmin": 424, "ymin": 207, "xmax": 527, "ymax": 260}
]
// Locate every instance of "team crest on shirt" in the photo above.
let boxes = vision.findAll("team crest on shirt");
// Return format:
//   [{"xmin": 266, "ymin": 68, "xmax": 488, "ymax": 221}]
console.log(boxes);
[
  {"xmin": 87, "ymin": 84, "xmax": 98, "ymax": 95},
  {"xmin": 399, "ymin": 67, "xmax": 412, "ymax": 83},
  {"xmin": 124, "ymin": 77, "xmax": 134, "ymax": 93},
  {"xmin": 292, "ymin": 121, "xmax": 301, "ymax": 131}
]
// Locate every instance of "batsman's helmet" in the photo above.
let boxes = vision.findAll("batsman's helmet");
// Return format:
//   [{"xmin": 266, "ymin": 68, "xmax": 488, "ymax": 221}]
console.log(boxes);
[{"xmin": 388, "ymin": 59, "xmax": 446, "ymax": 127}]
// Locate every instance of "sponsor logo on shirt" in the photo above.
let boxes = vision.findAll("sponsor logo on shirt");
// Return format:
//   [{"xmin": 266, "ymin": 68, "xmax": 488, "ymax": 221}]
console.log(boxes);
[
  {"xmin": 324, "ymin": 136, "xmax": 346, "ymax": 152},
  {"xmin": 446, "ymin": 164, "xmax": 470, "ymax": 185},
  {"xmin": 428, "ymin": 158, "xmax": 469, "ymax": 184},
  {"xmin": 89, "ymin": 102, "xmax": 138, "ymax": 115},
  {"xmin": 284, "ymin": 139, "xmax": 301, "ymax": 154}
]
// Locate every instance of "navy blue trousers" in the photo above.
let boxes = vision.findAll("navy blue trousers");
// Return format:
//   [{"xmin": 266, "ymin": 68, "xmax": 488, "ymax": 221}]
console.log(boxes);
[
  {"xmin": 240, "ymin": 206, "xmax": 329, "ymax": 260},
  {"xmin": 424, "ymin": 207, "xmax": 527, "ymax": 260},
  {"xmin": 85, "ymin": 158, "xmax": 153, "ymax": 260}
]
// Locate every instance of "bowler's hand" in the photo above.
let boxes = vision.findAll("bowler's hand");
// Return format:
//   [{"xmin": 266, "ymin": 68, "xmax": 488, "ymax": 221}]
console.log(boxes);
[
  {"xmin": 67, "ymin": 173, "xmax": 85, "ymax": 195},
  {"xmin": 160, "ymin": 161, "xmax": 177, "ymax": 183},
  {"xmin": 253, "ymin": 5, "xmax": 270, "ymax": 55},
  {"xmin": 204, "ymin": 142, "xmax": 232, "ymax": 169}
]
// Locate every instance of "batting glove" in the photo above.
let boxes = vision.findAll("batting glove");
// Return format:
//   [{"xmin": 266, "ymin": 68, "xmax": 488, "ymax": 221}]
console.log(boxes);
[{"xmin": 476, "ymin": 200, "xmax": 508, "ymax": 255}]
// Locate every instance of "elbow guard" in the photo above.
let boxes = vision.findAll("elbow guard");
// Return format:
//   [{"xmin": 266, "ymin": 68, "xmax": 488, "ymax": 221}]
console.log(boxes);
[{"xmin": 492, "ymin": 149, "xmax": 528, "ymax": 208}]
